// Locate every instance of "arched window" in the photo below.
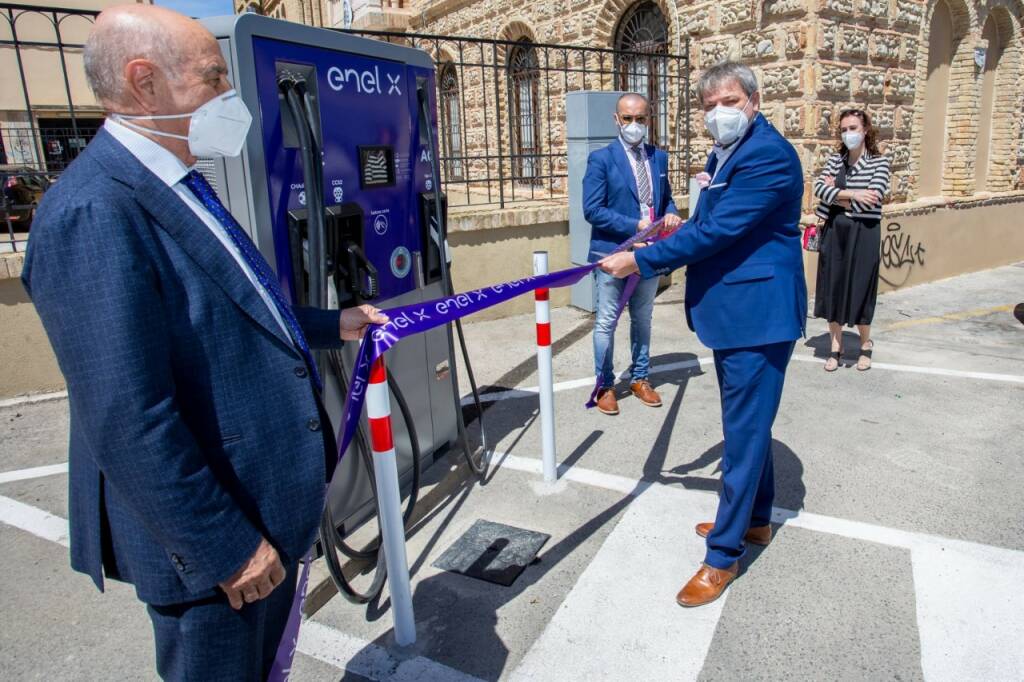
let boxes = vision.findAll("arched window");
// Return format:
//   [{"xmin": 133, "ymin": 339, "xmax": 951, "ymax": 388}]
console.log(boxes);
[
  {"xmin": 614, "ymin": 1, "xmax": 670, "ymax": 146},
  {"xmin": 918, "ymin": 0, "xmax": 953, "ymax": 196},
  {"xmin": 508, "ymin": 39, "xmax": 542, "ymax": 184},
  {"xmin": 438, "ymin": 63, "xmax": 464, "ymax": 181}
]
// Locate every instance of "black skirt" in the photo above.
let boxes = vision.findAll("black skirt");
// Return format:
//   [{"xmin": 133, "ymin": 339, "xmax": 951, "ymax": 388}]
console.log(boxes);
[{"xmin": 814, "ymin": 212, "xmax": 881, "ymax": 326}]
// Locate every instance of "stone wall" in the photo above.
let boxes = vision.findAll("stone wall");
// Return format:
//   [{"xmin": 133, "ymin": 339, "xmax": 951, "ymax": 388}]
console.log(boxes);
[
  {"xmin": 402, "ymin": 0, "xmax": 1024, "ymax": 213},
  {"xmin": 238, "ymin": 0, "xmax": 1024, "ymax": 209}
]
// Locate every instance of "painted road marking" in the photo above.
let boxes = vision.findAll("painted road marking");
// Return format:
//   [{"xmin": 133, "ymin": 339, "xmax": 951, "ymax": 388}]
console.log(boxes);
[
  {"xmin": 0, "ymin": 495, "xmax": 69, "ymax": 547},
  {"xmin": 5, "ymin": 352, "xmax": 1020, "ymax": 414},
  {"xmin": 0, "ymin": 463, "xmax": 68, "ymax": 484},
  {"xmin": 882, "ymin": 304, "xmax": 1015, "ymax": 331},
  {"xmin": 789, "ymin": 354, "xmax": 1024, "ymax": 384},
  {"xmin": 0, "ymin": 495, "xmax": 480, "ymax": 681},
  {"xmin": 498, "ymin": 453, "xmax": 1024, "ymax": 682},
  {"xmin": 511, "ymin": 483, "xmax": 724, "ymax": 681},
  {"xmin": 297, "ymin": 620, "xmax": 482, "ymax": 681},
  {"xmin": 0, "ymin": 390, "xmax": 68, "ymax": 409},
  {"xmin": 465, "ymin": 353, "xmax": 1024, "ymax": 406},
  {"xmin": 3, "ymin": 458, "xmax": 1023, "ymax": 681},
  {"xmin": 465, "ymin": 357, "xmax": 715, "ymax": 405}
]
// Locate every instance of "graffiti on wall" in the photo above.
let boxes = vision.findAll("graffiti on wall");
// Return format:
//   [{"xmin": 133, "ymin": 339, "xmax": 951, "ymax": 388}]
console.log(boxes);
[{"xmin": 880, "ymin": 221, "xmax": 926, "ymax": 287}]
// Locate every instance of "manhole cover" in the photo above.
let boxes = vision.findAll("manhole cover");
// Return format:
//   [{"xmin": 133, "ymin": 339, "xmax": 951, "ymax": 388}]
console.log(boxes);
[{"xmin": 433, "ymin": 519, "xmax": 550, "ymax": 587}]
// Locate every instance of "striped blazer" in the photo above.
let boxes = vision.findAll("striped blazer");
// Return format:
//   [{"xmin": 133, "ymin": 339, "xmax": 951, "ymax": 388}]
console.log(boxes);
[{"xmin": 813, "ymin": 151, "xmax": 891, "ymax": 221}]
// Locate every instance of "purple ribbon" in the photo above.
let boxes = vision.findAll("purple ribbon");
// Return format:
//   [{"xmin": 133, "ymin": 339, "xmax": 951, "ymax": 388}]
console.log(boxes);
[{"xmin": 269, "ymin": 217, "xmax": 671, "ymax": 680}]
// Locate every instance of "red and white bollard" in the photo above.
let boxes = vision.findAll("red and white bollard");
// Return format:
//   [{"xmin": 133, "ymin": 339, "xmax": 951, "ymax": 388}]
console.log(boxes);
[
  {"xmin": 533, "ymin": 251, "xmax": 558, "ymax": 483},
  {"xmin": 366, "ymin": 356, "xmax": 416, "ymax": 646}
]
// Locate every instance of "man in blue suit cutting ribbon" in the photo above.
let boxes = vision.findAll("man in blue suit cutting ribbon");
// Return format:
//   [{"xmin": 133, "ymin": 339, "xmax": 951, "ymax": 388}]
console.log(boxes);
[
  {"xmin": 21, "ymin": 6, "xmax": 386, "ymax": 679},
  {"xmin": 600, "ymin": 62, "xmax": 807, "ymax": 607}
]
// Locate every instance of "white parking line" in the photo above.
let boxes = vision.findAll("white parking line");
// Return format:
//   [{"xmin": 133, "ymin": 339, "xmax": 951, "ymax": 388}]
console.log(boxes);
[
  {"xmin": 464, "ymin": 357, "xmax": 714, "ymax": 405},
  {"xmin": 466, "ymin": 353, "xmax": 1024, "ymax": 405},
  {"xmin": 0, "ymin": 495, "xmax": 69, "ymax": 547},
  {"xmin": 4, "ymin": 454, "xmax": 1023, "ymax": 680},
  {"xmin": 0, "ymin": 463, "xmax": 69, "ymax": 484},
  {"xmin": 498, "ymin": 453, "xmax": 1024, "ymax": 681},
  {"xmin": 789, "ymin": 354, "xmax": 1024, "ymax": 384},
  {"xmin": 0, "ymin": 495, "xmax": 480, "ymax": 681},
  {"xmin": 512, "ymin": 484, "xmax": 724, "ymax": 681},
  {"xmin": 297, "ymin": 620, "xmax": 483, "ymax": 681},
  {"xmin": 0, "ymin": 390, "xmax": 68, "ymax": 409}
]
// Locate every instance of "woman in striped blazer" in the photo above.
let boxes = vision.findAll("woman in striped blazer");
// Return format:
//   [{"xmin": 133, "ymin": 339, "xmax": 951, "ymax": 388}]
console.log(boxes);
[{"xmin": 812, "ymin": 108, "xmax": 891, "ymax": 371}]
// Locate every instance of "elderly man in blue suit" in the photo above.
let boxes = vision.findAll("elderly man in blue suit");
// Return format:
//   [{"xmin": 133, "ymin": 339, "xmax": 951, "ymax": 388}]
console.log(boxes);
[
  {"xmin": 600, "ymin": 62, "xmax": 806, "ymax": 606},
  {"xmin": 21, "ymin": 5, "xmax": 387, "ymax": 678},
  {"xmin": 583, "ymin": 93, "xmax": 683, "ymax": 416}
]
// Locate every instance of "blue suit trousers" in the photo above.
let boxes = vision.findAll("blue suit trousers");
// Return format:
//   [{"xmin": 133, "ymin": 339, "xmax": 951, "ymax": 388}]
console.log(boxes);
[
  {"xmin": 146, "ymin": 562, "xmax": 298, "ymax": 681},
  {"xmin": 705, "ymin": 341, "xmax": 794, "ymax": 569}
]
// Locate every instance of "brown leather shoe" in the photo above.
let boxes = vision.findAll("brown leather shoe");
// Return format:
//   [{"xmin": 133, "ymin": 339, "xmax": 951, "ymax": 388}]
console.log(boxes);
[
  {"xmin": 676, "ymin": 562, "xmax": 739, "ymax": 607},
  {"xmin": 595, "ymin": 387, "xmax": 619, "ymax": 415},
  {"xmin": 630, "ymin": 379, "xmax": 662, "ymax": 407},
  {"xmin": 695, "ymin": 522, "xmax": 772, "ymax": 546}
]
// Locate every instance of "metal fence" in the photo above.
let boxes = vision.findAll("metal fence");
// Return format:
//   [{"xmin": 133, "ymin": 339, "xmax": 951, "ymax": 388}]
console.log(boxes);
[
  {"xmin": 1, "ymin": 3, "xmax": 99, "ymax": 252},
  {"xmin": 1, "ymin": 3, "xmax": 692, "ymax": 253},
  {"xmin": 342, "ymin": 28, "xmax": 692, "ymax": 210}
]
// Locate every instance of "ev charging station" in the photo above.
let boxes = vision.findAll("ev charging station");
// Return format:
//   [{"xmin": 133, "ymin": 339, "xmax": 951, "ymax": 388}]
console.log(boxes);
[{"xmin": 198, "ymin": 13, "xmax": 487, "ymax": 610}]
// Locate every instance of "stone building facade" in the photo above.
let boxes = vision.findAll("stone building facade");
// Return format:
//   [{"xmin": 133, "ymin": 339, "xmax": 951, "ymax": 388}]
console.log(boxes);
[{"xmin": 239, "ymin": 0, "xmax": 1024, "ymax": 214}]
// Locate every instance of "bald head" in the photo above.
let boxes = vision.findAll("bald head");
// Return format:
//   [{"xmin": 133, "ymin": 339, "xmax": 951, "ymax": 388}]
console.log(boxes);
[
  {"xmin": 84, "ymin": 4, "xmax": 214, "ymax": 108},
  {"xmin": 84, "ymin": 4, "xmax": 233, "ymax": 165},
  {"xmin": 614, "ymin": 92, "xmax": 650, "ymax": 132},
  {"xmin": 616, "ymin": 93, "xmax": 649, "ymax": 114}
]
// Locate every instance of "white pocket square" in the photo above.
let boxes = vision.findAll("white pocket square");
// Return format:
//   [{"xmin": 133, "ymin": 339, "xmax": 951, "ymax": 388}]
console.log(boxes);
[{"xmin": 708, "ymin": 182, "xmax": 728, "ymax": 189}]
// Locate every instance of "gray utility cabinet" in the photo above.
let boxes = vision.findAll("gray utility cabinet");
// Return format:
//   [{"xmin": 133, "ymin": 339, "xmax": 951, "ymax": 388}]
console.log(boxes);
[{"xmin": 566, "ymin": 91, "xmax": 625, "ymax": 313}]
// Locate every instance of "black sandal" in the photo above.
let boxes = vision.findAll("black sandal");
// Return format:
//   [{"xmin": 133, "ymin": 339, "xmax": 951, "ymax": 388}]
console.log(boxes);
[
  {"xmin": 857, "ymin": 341, "xmax": 873, "ymax": 371},
  {"xmin": 824, "ymin": 348, "xmax": 843, "ymax": 372}
]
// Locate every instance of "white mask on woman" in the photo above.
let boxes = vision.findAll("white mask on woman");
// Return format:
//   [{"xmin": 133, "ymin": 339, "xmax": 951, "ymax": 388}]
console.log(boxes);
[
  {"xmin": 842, "ymin": 131, "xmax": 865, "ymax": 151},
  {"xmin": 111, "ymin": 90, "xmax": 253, "ymax": 158}
]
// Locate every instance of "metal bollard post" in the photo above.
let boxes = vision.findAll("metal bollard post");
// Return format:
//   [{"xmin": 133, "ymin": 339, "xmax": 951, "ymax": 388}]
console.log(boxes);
[
  {"xmin": 366, "ymin": 356, "xmax": 416, "ymax": 646},
  {"xmin": 533, "ymin": 251, "xmax": 558, "ymax": 483}
]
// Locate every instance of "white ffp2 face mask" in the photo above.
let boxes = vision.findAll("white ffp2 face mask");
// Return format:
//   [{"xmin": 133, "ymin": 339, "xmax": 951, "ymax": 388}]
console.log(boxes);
[
  {"xmin": 112, "ymin": 90, "xmax": 253, "ymax": 158},
  {"xmin": 619, "ymin": 121, "xmax": 647, "ymax": 146},
  {"xmin": 842, "ymin": 131, "xmax": 865, "ymax": 151},
  {"xmin": 704, "ymin": 98, "xmax": 753, "ymax": 147}
]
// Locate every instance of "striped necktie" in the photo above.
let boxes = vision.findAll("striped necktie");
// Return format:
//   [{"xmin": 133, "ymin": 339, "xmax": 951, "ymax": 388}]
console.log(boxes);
[
  {"xmin": 182, "ymin": 170, "xmax": 322, "ymax": 390},
  {"xmin": 631, "ymin": 145, "xmax": 652, "ymax": 209}
]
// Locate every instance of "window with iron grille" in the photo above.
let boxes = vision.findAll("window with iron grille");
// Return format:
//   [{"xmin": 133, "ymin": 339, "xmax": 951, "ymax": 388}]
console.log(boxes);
[
  {"xmin": 614, "ymin": 1, "xmax": 670, "ymax": 147},
  {"xmin": 438, "ymin": 63, "xmax": 464, "ymax": 181},
  {"xmin": 507, "ymin": 39, "xmax": 542, "ymax": 185}
]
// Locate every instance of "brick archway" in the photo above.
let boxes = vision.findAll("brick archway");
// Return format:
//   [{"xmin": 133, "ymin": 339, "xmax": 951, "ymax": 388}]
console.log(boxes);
[
  {"xmin": 594, "ymin": 0, "xmax": 681, "ymax": 55},
  {"xmin": 495, "ymin": 20, "xmax": 537, "ymax": 63}
]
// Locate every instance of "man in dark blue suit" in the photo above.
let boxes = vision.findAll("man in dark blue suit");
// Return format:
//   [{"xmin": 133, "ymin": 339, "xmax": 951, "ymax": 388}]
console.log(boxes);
[
  {"xmin": 21, "ymin": 6, "xmax": 386, "ymax": 678},
  {"xmin": 583, "ymin": 93, "xmax": 683, "ymax": 415},
  {"xmin": 600, "ymin": 62, "xmax": 806, "ymax": 606}
]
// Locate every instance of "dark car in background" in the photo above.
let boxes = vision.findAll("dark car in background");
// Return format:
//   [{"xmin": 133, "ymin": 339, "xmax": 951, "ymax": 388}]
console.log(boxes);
[{"xmin": 1, "ymin": 165, "xmax": 53, "ymax": 233}]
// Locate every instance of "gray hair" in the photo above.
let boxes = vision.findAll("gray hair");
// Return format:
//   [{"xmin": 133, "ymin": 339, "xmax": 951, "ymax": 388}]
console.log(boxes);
[
  {"xmin": 696, "ymin": 62, "xmax": 759, "ymax": 103},
  {"xmin": 84, "ymin": 12, "xmax": 182, "ymax": 106}
]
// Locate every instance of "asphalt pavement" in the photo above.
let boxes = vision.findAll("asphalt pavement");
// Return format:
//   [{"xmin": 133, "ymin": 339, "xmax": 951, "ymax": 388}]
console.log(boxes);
[{"xmin": 2, "ymin": 262, "xmax": 1023, "ymax": 681}]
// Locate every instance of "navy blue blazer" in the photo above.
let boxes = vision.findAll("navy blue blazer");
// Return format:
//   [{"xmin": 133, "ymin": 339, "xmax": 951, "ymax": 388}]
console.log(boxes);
[
  {"xmin": 22, "ymin": 128, "xmax": 342, "ymax": 606},
  {"xmin": 635, "ymin": 114, "xmax": 807, "ymax": 350},
  {"xmin": 582, "ymin": 140, "xmax": 678, "ymax": 263}
]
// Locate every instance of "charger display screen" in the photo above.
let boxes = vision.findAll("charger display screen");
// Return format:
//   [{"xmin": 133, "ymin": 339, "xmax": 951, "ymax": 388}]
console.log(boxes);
[{"xmin": 358, "ymin": 145, "xmax": 396, "ymax": 188}]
